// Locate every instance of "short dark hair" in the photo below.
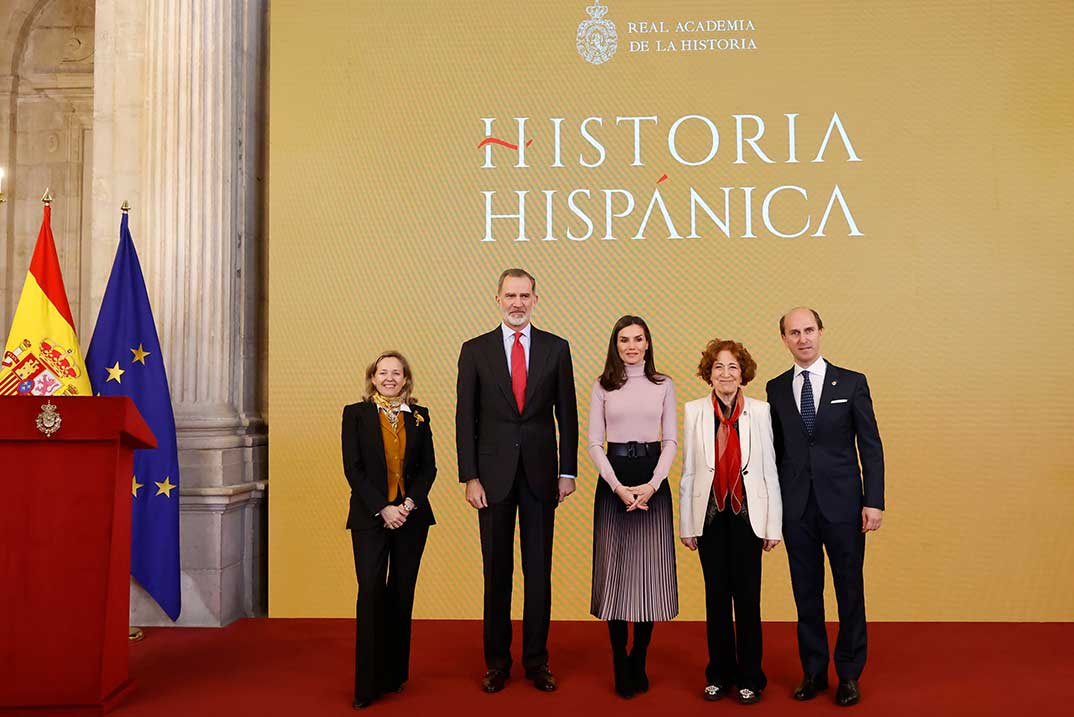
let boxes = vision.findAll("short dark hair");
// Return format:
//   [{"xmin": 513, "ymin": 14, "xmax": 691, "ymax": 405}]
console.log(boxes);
[
  {"xmin": 497, "ymin": 268, "xmax": 536, "ymax": 294},
  {"xmin": 697, "ymin": 339, "xmax": 758, "ymax": 387},
  {"xmin": 779, "ymin": 307, "xmax": 824, "ymax": 336}
]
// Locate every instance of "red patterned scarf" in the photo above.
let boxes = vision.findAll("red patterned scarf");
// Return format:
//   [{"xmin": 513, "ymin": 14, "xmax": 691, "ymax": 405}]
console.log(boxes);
[{"xmin": 712, "ymin": 391, "xmax": 745, "ymax": 514}]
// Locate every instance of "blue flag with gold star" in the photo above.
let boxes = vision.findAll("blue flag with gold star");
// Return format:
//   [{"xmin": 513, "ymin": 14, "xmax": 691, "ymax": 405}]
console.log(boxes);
[{"xmin": 86, "ymin": 213, "xmax": 181, "ymax": 620}]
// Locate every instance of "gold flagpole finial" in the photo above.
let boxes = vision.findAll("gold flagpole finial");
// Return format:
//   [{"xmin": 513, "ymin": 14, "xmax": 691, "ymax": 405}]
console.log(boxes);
[
  {"xmin": 121, "ymin": 200, "xmax": 131, "ymax": 213},
  {"xmin": 41, "ymin": 188, "xmax": 53, "ymax": 204}
]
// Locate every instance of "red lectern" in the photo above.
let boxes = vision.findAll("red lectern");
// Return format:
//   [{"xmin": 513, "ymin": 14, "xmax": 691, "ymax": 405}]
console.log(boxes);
[{"xmin": 0, "ymin": 397, "xmax": 155, "ymax": 716}]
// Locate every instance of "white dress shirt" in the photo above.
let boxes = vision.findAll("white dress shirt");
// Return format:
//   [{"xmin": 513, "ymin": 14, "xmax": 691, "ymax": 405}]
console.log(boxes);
[
  {"xmin": 792, "ymin": 356, "xmax": 827, "ymax": 414},
  {"xmin": 500, "ymin": 323, "xmax": 531, "ymax": 375}
]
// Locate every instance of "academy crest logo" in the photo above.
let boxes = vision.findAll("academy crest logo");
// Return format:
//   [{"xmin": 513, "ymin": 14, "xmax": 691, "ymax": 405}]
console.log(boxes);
[{"xmin": 577, "ymin": 1, "xmax": 617, "ymax": 65}]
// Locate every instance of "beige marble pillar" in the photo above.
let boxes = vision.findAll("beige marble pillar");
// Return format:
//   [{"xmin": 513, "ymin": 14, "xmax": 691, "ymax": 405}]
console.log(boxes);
[{"xmin": 92, "ymin": 0, "xmax": 268, "ymax": 627}]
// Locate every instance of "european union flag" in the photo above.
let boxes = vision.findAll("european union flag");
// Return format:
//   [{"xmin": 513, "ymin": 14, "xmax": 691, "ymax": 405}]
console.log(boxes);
[{"xmin": 86, "ymin": 212, "xmax": 181, "ymax": 620}]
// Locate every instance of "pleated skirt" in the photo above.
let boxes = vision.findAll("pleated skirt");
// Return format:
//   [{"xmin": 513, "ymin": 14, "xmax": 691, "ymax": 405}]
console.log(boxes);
[{"xmin": 590, "ymin": 451, "xmax": 679, "ymax": 622}]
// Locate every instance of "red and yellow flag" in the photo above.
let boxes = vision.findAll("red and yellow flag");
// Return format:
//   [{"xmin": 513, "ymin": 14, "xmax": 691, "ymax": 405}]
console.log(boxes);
[{"xmin": 0, "ymin": 205, "xmax": 90, "ymax": 396}]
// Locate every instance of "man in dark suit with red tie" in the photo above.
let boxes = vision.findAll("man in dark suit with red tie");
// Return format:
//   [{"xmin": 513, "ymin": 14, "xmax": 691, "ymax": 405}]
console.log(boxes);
[
  {"xmin": 456, "ymin": 268, "xmax": 578, "ymax": 694},
  {"xmin": 766, "ymin": 308, "xmax": 885, "ymax": 708}
]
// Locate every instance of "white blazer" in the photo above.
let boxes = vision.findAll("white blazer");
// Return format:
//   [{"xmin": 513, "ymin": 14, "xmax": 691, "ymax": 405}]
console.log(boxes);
[{"xmin": 680, "ymin": 395, "xmax": 782, "ymax": 541}]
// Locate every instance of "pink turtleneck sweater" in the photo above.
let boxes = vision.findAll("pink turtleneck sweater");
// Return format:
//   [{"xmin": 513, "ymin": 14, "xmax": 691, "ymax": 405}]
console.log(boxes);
[{"xmin": 587, "ymin": 362, "xmax": 678, "ymax": 491}]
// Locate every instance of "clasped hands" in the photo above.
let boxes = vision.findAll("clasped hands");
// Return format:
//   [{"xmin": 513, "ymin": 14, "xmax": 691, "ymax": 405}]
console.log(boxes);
[
  {"xmin": 614, "ymin": 483, "xmax": 655, "ymax": 512},
  {"xmin": 379, "ymin": 498, "xmax": 415, "ymax": 529}
]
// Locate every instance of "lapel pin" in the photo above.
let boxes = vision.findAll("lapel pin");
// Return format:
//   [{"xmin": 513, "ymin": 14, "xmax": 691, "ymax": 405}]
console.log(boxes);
[{"xmin": 831, "ymin": 380, "xmax": 837, "ymax": 386}]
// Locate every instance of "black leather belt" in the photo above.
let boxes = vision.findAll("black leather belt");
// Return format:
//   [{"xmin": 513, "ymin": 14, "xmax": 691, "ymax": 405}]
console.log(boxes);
[{"xmin": 606, "ymin": 441, "xmax": 661, "ymax": 458}]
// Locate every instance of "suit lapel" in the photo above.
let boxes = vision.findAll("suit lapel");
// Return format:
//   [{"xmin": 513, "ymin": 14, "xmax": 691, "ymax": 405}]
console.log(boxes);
[
  {"xmin": 779, "ymin": 367, "xmax": 809, "ymax": 437},
  {"xmin": 484, "ymin": 329, "xmax": 518, "ymax": 414},
  {"xmin": 702, "ymin": 396, "xmax": 716, "ymax": 469},
  {"xmin": 776, "ymin": 367, "xmax": 795, "ymax": 408},
  {"xmin": 738, "ymin": 398, "xmax": 752, "ymax": 464},
  {"xmin": 365, "ymin": 403, "xmax": 389, "ymax": 475},
  {"xmin": 522, "ymin": 327, "xmax": 548, "ymax": 413},
  {"xmin": 815, "ymin": 362, "xmax": 839, "ymax": 425},
  {"xmin": 401, "ymin": 409, "xmax": 415, "ymax": 474}
]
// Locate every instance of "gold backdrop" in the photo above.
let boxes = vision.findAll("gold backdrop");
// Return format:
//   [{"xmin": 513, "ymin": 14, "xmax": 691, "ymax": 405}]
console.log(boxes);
[{"xmin": 268, "ymin": 1, "xmax": 1074, "ymax": 620}]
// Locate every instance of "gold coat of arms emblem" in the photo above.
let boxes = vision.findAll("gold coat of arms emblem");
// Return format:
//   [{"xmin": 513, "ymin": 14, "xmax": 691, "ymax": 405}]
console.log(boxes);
[{"xmin": 35, "ymin": 400, "xmax": 62, "ymax": 437}]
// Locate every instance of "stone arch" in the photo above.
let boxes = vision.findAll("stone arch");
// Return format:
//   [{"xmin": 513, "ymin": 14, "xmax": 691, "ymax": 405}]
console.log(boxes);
[{"xmin": 1, "ymin": 0, "xmax": 95, "ymax": 339}]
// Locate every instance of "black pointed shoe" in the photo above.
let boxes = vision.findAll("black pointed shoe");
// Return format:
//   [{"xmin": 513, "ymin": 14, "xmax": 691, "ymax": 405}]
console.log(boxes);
[
  {"xmin": 738, "ymin": 687, "xmax": 762, "ymax": 705},
  {"xmin": 703, "ymin": 684, "xmax": 729, "ymax": 701},
  {"xmin": 482, "ymin": 669, "xmax": 509, "ymax": 693},
  {"xmin": 835, "ymin": 679, "xmax": 861, "ymax": 707},
  {"xmin": 793, "ymin": 674, "xmax": 829, "ymax": 701},
  {"xmin": 526, "ymin": 665, "xmax": 558, "ymax": 692}
]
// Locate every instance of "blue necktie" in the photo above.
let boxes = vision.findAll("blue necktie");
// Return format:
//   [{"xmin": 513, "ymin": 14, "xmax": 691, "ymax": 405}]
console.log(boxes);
[{"xmin": 800, "ymin": 369, "xmax": 816, "ymax": 435}]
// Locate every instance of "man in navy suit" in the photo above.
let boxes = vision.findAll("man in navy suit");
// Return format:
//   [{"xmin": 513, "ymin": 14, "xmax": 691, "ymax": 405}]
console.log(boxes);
[
  {"xmin": 456, "ymin": 268, "xmax": 578, "ymax": 694},
  {"xmin": 766, "ymin": 308, "xmax": 884, "ymax": 707}
]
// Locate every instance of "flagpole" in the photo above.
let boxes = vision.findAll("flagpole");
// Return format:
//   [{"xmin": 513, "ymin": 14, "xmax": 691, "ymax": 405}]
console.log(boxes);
[
  {"xmin": 41, "ymin": 188, "xmax": 52, "ymax": 204},
  {"xmin": 118, "ymin": 198, "xmax": 147, "ymax": 644}
]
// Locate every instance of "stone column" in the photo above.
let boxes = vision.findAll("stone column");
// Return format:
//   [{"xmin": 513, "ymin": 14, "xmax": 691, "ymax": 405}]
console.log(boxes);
[
  {"xmin": 89, "ymin": 0, "xmax": 145, "ymax": 330},
  {"xmin": 93, "ymin": 0, "xmax": 268, "ymax": 627}
]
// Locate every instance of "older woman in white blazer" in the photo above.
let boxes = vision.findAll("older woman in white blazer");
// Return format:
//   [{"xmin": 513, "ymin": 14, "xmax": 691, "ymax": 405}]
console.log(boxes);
[{"xmin": 680, "ymin": 338, "xmax": 782, "ymax": 705}]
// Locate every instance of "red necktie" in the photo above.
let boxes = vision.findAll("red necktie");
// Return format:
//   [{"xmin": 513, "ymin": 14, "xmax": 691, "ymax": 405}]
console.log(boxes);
[{"xmin": 511, "ymin": 332, "xmax": 527, "ymax": 412}]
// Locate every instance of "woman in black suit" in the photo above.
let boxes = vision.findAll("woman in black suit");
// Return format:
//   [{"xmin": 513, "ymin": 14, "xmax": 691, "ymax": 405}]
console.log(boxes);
[{"xmin": 342, "ymin": 350, "xmax": 436, "ymax": 709}]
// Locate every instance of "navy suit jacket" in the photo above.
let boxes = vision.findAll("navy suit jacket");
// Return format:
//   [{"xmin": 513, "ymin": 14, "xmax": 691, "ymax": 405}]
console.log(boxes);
[
  {"xmin": 766, "ymin": 362, "xmax": 884, "ymax": 523},
  {"xmin": 455, "ymin": 326, "xmax": 578, "ymax": 504}
]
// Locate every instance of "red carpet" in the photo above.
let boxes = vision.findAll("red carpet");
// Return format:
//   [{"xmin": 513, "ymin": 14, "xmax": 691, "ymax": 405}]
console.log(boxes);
[{"xmin": 111, "ymin": 620, "xmax": 1074, "ymax": 716}]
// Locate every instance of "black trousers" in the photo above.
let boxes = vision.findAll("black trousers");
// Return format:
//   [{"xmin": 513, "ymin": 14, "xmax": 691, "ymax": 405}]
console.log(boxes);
[
  {"xmin": 478, "ymin": 463, "xmax": 556, "ymax": 672},
  {"xmin": 352, "ymin": 517, "xmax": 430, "ymax": 702},
  {"xmin": 697, "ymin": 506, "xmax": 766, "ymax": 691},
  {"xmin": 782, "ymin": 484, "xmax": 867, "ymax": 681}
]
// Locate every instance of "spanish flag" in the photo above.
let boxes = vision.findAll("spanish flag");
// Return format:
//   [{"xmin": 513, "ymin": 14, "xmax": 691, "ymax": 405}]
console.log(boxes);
[{"xmin": 0, "ymin": 205, "xmax": 90, "ymax": 396}]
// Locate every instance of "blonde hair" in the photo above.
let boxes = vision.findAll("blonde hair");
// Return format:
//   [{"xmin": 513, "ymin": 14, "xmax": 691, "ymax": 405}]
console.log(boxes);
[{"xmin": 362, "ymin": 350, "xmax": 417, "ymax": 405}]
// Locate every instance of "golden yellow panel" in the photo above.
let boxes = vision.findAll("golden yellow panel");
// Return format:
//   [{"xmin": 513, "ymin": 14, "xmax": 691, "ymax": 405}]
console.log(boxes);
[{"xmin": 268, "ymin": 0, "xmax": 1074, "ymax": 620}]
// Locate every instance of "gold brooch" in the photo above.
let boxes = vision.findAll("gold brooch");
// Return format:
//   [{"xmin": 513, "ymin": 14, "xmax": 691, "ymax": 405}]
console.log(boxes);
[
  {"xmin": 414, "ymin": 412, "xmax": 425, "ymax": 425},
  {"xmin": 35, "ymin": 400, "xmax": 62, "ymax": 437}
]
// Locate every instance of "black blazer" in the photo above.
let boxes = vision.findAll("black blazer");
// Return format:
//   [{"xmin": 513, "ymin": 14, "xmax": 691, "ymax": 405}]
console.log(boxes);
[
  {"xmin": 341, "ymin": 401, "xmax": 437, "ymax": 530},
  {"xmin": 766, "ymin": 362, "xmax": 884, "ymax": 523},
  {"xmin": 455, "ymin": 326, "xmax": 578, "ymax": 504}
]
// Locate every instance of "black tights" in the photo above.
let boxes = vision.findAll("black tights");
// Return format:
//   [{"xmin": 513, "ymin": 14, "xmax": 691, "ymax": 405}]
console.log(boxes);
[{"xmin": 608, "ymin": 620, "xmax": 654, "ymax": 655}]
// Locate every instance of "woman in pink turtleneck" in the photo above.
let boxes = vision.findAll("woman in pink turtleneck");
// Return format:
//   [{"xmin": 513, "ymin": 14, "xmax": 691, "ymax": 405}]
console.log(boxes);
[{"xmin": 588, "ymin": 315, "xmax": 679, "ymax": 699}]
